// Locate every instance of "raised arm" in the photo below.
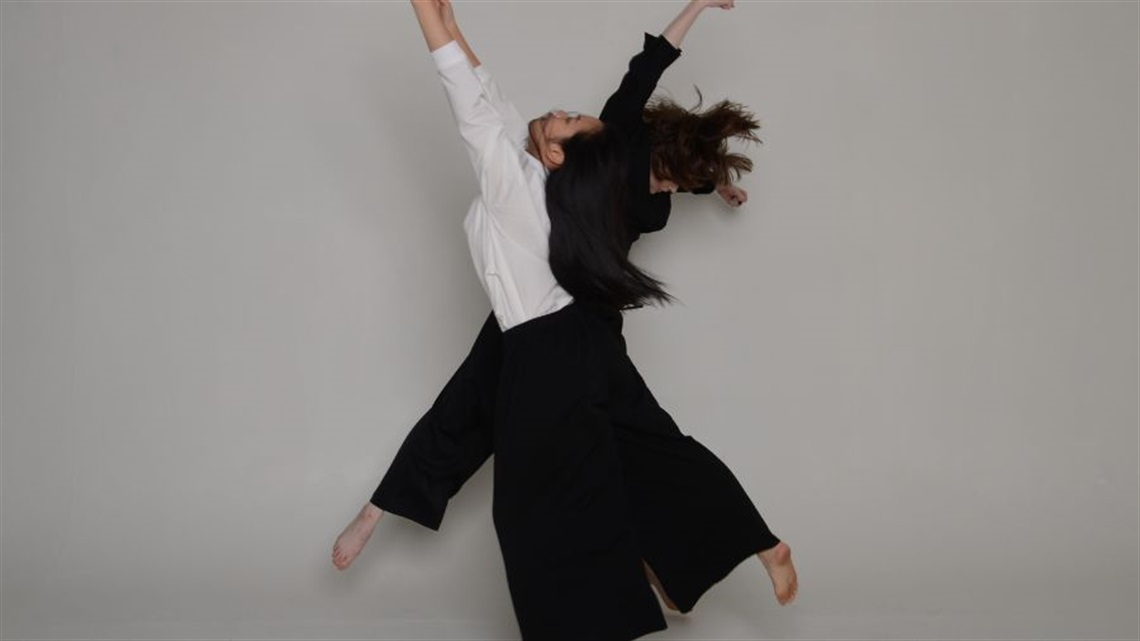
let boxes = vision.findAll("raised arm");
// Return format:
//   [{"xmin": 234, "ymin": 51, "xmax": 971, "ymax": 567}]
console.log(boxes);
[
  {"xmin": 438, "ymin": 0, "xmax": 481, "ymax": 68},
  {"xmin": 599, "ymin": 0, "xmax": 734, "ymax": 131},
  {"xmin": 439, "ymin": 0, "xmax": 528, "ymax": 144},
  {"xmin": 411, "ymin": 0, "xmax": 454, "ymax": 52},
  {"xmin": 411, "ymin": 0, "xmax": 502, "ymax": 168},
  {"xmin": 410, "ymin": 1, "xmax": 535, "ymax": 230},
  {"xmin": 662, "ymin": 0, "xmax": 734, "ymax": 49}
]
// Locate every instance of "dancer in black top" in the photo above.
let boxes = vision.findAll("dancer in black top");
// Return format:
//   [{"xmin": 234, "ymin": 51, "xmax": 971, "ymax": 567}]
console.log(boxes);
[{"xmin": 334, "ymin": 0, "xmax": 798, "ymax": 626}]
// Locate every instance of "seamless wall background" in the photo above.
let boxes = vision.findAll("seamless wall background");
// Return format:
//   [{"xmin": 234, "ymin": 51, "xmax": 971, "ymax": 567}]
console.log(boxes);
[{"xmin": 2, "ymin": 1, "xmax": 1137, "ymax": 639}]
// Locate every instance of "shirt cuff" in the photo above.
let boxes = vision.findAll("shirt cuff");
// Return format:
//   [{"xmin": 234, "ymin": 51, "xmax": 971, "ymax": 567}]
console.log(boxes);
[{"xmin": 431, "ymin": 40, "xmax": 466, "ymax": 70}]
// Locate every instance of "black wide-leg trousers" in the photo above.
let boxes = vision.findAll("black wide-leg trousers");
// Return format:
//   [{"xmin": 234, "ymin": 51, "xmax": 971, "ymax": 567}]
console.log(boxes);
[
  {"xmin": 489, "ymin": 304, "xmax": 665, "ymax": 640},
  {"xmin": 371, "ymin": 313, "xmax": 503, "ymax": 531},
  {"xmin": 372, "ymin": 308, "xmax": 779, "ymax": 632}
]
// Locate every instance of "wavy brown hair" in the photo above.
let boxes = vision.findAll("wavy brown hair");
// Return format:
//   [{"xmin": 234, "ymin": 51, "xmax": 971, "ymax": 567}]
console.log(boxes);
[{"xmin": 643, "ymin": 89, "xmax": 761, "ymax": 190}]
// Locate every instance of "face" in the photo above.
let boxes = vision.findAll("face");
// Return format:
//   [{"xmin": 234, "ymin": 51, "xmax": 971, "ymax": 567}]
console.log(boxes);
[
  {"xmin": 649, "ymin": 171, "xmax": 679, "ymax": 194},
  {"xmin": 527, "ymin": 110, "xmax": 604, "ymax": 169}
]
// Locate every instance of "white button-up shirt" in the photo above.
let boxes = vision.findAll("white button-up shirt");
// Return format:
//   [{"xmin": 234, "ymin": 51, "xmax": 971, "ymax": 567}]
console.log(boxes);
[{"xmin": 432, "ymin": 41, "xmax": 574, "ymax": 331}]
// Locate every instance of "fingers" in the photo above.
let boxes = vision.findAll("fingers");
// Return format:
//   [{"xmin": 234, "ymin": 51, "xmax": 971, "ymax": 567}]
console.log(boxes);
[{"xmin": 725, "ymin": 187, "xmax": 747, "ymax": 207}]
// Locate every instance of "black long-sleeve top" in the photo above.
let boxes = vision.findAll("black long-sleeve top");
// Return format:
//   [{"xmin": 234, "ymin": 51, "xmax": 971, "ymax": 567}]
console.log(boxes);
[{"xmin": 600, "ymin": 33, "xmax": 716, "ymax": 250}]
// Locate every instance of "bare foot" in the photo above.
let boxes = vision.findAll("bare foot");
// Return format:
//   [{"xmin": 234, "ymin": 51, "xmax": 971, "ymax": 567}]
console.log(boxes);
[
  {"xmin": 757, "ymin": 541, "xmax": 798, "ymax": 605},
  {"xmin": 332, "ymin": 503, "xmax": 383, "ymax": 570},
  {"xmin": 642, "ymin": 560, "xmax": 680, "ymax": 612}
]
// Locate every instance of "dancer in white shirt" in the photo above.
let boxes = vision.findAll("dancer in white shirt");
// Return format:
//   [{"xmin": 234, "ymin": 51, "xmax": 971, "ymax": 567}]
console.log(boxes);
[
  {"xmin": 407, "ymin": 2, "xmax": 679, "ymax": 637},
  {"xmin": 340, "ymin": 2, "xmax": 797, "ymax": 638}
]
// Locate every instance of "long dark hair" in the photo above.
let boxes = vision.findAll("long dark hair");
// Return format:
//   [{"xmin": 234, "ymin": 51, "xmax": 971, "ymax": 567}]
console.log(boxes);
[
  {"xmin": 644, "ymin": 88, "xmax": 761, "ymax": 190},
  {"xmin": 546, "ymin": 126, "xmax": 672, "ymax": 310}
]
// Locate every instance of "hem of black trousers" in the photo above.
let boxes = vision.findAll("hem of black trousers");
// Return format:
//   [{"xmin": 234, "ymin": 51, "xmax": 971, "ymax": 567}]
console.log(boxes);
[
  {"xmin": 671, "ymin": 530, "xmax": 781, "ymax": 613},
  {"xmin": 370, "ymin": 490, "xmax": 444, "ymax": 532}
]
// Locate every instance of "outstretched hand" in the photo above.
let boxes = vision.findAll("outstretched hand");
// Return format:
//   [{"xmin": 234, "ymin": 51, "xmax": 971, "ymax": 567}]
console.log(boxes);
[
  {"xmin": 717, "ymin": 183, "xmax": 748, "ymax": 207},
  {"xmin": 700, "ymin": 0, "xmax": 736, "ymax": 10}
]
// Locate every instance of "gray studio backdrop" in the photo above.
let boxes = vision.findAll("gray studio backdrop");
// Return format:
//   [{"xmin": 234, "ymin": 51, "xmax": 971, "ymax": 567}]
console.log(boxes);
[{"xmin": 2, "ymin": 1, "xmax": 1137, "ymax": 639}]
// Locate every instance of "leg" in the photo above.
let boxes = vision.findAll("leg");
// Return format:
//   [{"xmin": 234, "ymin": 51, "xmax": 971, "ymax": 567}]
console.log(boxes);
[
  {"xmin": 332, "ymin": 502, "xmax": 383, "ymax": 570},
  {"xmin": 758, "ymin": 541, "xmax": 798, "ymax": 605},
  {"xmin": 642, "ymin": 559, "xmax": 679, "ymax": 611},
  {"xmin": 608, "ymin": 351, "xmax": 797, "ymax": 609},
  {"xmin": 332, "ymin": 312, "xmax": 501, "ymax": 570},
  {"xmin": 370, "ymin": 312, "xmax": 502, "ymax": 528}
]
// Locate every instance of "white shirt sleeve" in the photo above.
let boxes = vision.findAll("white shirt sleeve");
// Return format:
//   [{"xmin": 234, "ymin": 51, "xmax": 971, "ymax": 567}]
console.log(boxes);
[
  {"xmin": 473, "ymin": 65, "xmax": 529, "ymax": 146},
  {"xmin": 432, "ymin": 41, "xmax": 537, "ymax": 229}
]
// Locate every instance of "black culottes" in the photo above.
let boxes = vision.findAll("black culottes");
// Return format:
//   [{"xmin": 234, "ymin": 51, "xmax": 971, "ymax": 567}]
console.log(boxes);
[
  {"xmin": 373, "ymin": 306, "xmax": 779, "ymax": 638},
  {"xmin": 491, "ymin": 304, "xmax": 665, "ymax": 640}
]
